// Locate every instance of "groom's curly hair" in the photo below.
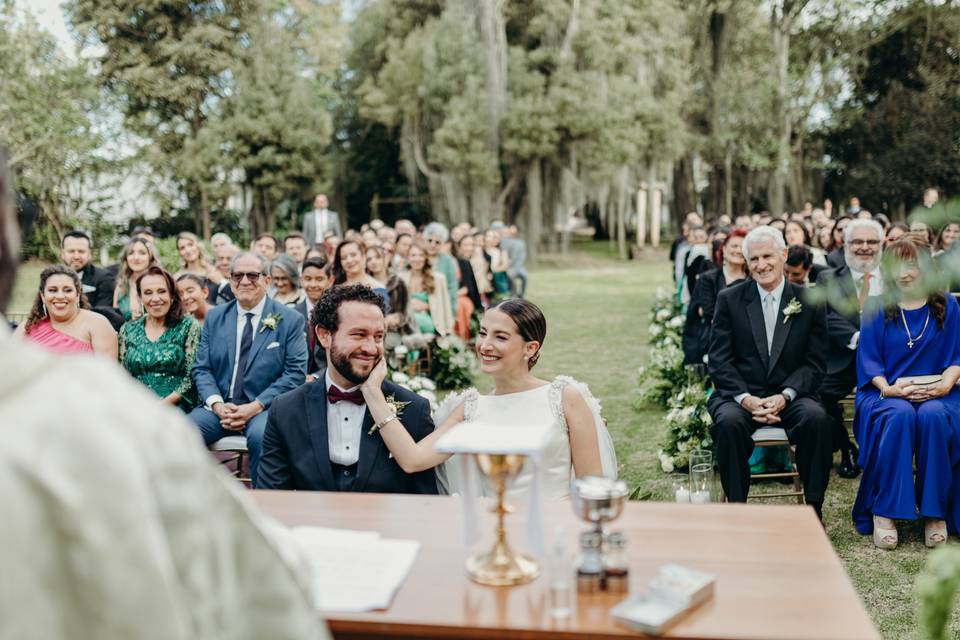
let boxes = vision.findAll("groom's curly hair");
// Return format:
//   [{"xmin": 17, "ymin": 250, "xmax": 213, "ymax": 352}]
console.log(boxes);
[{"xmin": 312, "ymin": 284, "xmax": 386, "ymax": 335}]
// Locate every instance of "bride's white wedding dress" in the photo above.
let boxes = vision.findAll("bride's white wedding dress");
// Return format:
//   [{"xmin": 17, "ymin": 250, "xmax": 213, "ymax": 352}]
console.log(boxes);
[{"xmin": 435, "ymin": 376, "xmax": 618, "ymax": 499}]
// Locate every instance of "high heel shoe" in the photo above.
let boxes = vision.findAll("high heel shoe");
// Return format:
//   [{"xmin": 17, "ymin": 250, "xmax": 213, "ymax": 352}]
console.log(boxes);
[
  {"xmin": 873, "ymin": 515, "xmax": 897, "ymax": 550},
  {"xmin": 925, "ymin": 519, "xmax": 947, "ymax": 548}
]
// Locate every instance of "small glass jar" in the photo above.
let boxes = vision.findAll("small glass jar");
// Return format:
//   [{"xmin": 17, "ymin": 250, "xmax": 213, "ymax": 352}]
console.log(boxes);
[
  {"xmin": 603, "ymin": 532, "xmax": 630, "ymax": 593},
  {"xmin": 576, "ymin": 531, "xmax": 603, "ymax": 593}
]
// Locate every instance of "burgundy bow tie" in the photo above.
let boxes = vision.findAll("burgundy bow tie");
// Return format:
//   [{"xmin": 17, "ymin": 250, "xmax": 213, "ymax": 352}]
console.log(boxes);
[{"xmin": 327, "ymin": 386, "xmax": 365, "ymax": 405}]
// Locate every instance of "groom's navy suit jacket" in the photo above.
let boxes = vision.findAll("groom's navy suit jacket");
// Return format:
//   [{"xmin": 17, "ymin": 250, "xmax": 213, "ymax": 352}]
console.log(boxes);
[
  {"xmin": 257, "ymin": 379, "xmax": 439, "ymax": 493},
  {"xmin": 191, "ymin": 297, "xmax": 307, "ymax": 409}
]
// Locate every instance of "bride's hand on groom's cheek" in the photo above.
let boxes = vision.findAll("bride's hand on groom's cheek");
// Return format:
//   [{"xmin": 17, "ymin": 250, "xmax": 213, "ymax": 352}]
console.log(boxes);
[{"xmin": 362, "ymin": 357, "xmax": 389, "ymax": 395}]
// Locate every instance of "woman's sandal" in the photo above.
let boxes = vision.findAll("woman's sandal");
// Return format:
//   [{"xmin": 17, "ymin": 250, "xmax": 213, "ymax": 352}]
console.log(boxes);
[
  {"xmin": 925, "ymin": 519, "xmax": 947, "ymax": 548},
  {"xmin": 873, "ymin": 515, "xmax": 897, "ymax": 550}
]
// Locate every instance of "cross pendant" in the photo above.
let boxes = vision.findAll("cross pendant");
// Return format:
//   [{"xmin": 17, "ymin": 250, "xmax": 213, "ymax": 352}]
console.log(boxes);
[{"xmin": 908, "ymin": 340, "xmax": 914, "ymax": 349}]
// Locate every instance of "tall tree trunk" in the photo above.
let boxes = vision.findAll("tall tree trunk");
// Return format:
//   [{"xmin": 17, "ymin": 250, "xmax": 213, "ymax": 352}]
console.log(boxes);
[
  {"xmin": 524, "ymin": 160, "xmax": 543, "ymax": 259},
  {"xmin": 672, "ymin": 154, "xmax": 697, "ymax": 232},
  {"xmin": 769, "ymin": 1, "xmax": 808, "ymax": 216},
  {"xmin": 201, "ymin": 187, "xmax": 211, "ymax": 241}
]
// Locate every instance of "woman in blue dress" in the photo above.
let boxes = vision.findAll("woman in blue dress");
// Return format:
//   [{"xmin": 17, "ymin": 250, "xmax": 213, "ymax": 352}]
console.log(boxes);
[{"xmin": 853, "ymin": 239, "xmax": 960, "ymax": 549}]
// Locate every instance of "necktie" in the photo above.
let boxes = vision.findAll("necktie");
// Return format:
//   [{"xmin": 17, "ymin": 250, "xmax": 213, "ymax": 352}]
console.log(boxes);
[
  {"xmin": 328, "ymin": 386, "xmax": 365, "ymax": 405},
  {"xmin": 858, "ymin": 273, "xmax": 872, "ymax": 312},
  {"xmin": 231, "ymin": 312, "xmax": 254, "ymax": 403},
  {"xmin": 763, "ymin": 294, "xmax": 777, "ymax": 354}
]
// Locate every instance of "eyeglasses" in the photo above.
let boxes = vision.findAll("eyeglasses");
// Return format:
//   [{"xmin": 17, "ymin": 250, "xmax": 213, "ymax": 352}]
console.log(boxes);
[
  {"xmin": 231, "ymin": 271, "xmax": 265, "ymax": 284},
  {"xmin": 425, "ymin": 238, "xmax": 441, "ymax": 245},
  {"xmin": 849, "ymin": 239, "xmax": 881, "ymax": 247}
]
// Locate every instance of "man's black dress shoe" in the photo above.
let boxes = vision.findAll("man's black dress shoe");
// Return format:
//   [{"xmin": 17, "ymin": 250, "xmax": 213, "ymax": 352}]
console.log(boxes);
[{"xmin": 837, "ymin": 445, "xmax": 861, "ymax": 479}]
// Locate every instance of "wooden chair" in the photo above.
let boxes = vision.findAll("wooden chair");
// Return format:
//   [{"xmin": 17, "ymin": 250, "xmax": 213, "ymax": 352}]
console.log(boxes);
[
  {"xmin": 211, "ymin": 435, "xmax": 250, "ymax": 486},
  {"xmin": 745, "ymin": 427, "xmax": 805, "ymax": 505},
  {"xmin": 839, "ymin": 392, "xmax": 856, "ymax": 434}
]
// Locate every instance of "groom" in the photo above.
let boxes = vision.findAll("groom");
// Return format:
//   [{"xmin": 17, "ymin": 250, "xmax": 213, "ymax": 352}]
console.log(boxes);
[
  {"xmin": 257, "ymin": 285, "xmax": 438, "ymax": 493},
  {"xmin": 707, "ymin": 226, "xmax": 833, "ymax": 517}
]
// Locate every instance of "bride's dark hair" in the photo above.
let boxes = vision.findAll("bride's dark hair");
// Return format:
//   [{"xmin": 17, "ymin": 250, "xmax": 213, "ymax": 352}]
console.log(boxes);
[{"xmin": 489, "ymin": 298, "xmax": 547, "ymax": 369}]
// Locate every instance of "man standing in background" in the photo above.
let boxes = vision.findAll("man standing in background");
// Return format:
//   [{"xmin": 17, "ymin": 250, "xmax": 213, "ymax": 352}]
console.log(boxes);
[{"xmin": 303, "ymin": 193, "xmax": 342, "ymax": 245}]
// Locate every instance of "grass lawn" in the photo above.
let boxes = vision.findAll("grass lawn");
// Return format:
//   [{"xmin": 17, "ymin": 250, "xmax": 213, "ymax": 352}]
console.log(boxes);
[{"xmin": 8, "ymin": 241, "xmax": 957, "ymax": 638}]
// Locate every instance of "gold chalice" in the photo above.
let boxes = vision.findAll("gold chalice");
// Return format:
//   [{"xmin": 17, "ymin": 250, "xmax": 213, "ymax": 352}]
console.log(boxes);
[{"xmin": 465, "ymin": 453, "xmax": 540, "ymax": 586}]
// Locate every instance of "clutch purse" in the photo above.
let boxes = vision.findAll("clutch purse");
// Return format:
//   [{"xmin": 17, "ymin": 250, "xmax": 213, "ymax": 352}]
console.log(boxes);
[{"xmin": 894, "ymin": 374, "xmax": 943, "ymax": 386}]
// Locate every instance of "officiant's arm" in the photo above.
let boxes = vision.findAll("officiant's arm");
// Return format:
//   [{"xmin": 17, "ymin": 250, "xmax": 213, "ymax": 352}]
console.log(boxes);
[
  {"xmin": 361, "ymin": 359, "xmax": 455, "ymax": 473},
  {"xmin": 563, "ymin": 386, "xmax": 603, "ymax": 477}
]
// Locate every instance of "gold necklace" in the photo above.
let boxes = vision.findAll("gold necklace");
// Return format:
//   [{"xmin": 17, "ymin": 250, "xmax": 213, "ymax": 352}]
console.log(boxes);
[{"xmin": 900, "ymin": 306, "xmax": 930, "ymax": 349}]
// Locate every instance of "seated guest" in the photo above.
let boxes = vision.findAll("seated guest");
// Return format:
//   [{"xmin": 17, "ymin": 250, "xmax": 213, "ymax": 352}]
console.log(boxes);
[
  {"xmin": 783, "ymin": 244, "xmax": 819, "ymax": 286},
  {"xmin": 61, "ymin": 230, "xmax": 114, "ymax": 308},
  {"xmin": 393, "ymin": 232, "xmax": 413, "ymax": 270},
  {"xmin": 484, "ymin": 227, "xmax": 512, "ymax": 299},
  {"xmin": 682, "ymin": 229, "xmax": 747, "ymax": 365},
  {"xmin": 113, "ymin": 237, "xmax": 161, "ymax": 321},
  {"xmin": 909, "ymin": 219, "xmax": 934, "ymax": 246},
  {"xmin": 331, "ymin": 239, "xmax": 389, "ymax": 308},
  {"xmin": 120, "ymin": 266, "xmax": 201, "ymax": 410},
  {"xmin": 707, "ymin": 226, "xmax": 832, "ymax": 517},
  {"xmin": 885, "ymin": 222, "xmax": 909, "ymax": 245},
  {"xmin": 209, "ymin": 231, "xmax": 233, "ymax": 253},
  {"xmin": 258, "ymin": 285, "xmax": 438, "ymax": 493},
  {"xmin": 208, "ymin": 243, "xmax": 238, "ymax": 305},
  {"xmin": 365, "ymin": 244, "xmax": 390, "ymax": 286},
  {"xmin": 270, "ymin": 254, "xmax": 308, "ymax": 320},
  {"xmin": 283, "ymin": 232, "xmax": 308, "ymax": 270},
  {"xmin": 469, "ymin": 230, "xmax": 493, "ymax": 302},
  {"xmin": 253, "ymin": 233, "xmax": 280, "ymax": 261},
  {"xmin": 817, "ymin": 219, "xmax": 884, "ymax": 479},
  {"xmin": 424, "ymin": 223, "xmax": 459, "ymax": 314},
  {"xmin": 454, "ymin": 235, "xmax": 483, "ymax": 340},
  {"xmin": 853, "ymin": 239, "xmax": 960, "ymax": 549},
  {"xmin": 301, "ymin": 257, "xmax": 332, "ymax": 380},
  {"xmin": 15, "ymin": 264, "xmax": 117, "ymax": 358},
  {"xmin": 176, "ymin": 273, "xmax": 214, "ymax": 325},
  {"xmin": 785, "ymin": 220, "xmax": 827, "ymax": 266},
  {"xmin": 400, "ymin": 241, "xmax": 454, "ymax": 336},
  {"xmin": 826, "ymin": 215, "xmax": 852, "ymax": 268},
  {"xmin": 677, "ymin": 226, "xmax": 711, "ymax": 306},
  {"xmin": 188, "ymin": 252, "xmax": 307, "ymax": 485},
  {"xmin": 175, "ymin": 231, "xmax": 222, "ymax": 285}
]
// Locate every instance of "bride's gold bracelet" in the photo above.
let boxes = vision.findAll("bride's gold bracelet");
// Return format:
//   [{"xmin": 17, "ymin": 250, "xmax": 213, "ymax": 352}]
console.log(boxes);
[{"xmin": 368, "ymin": 414, "xmax": 398, "ymax": 436}]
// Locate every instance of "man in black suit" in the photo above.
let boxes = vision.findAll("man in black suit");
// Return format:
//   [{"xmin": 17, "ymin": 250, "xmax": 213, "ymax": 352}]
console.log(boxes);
[
  {"xmin": 61, "ymin": 230, "xmax": 114, "ymax": 308},
  {"xmin": 708, "ymin": 226, "xmax": 833, "ymax": 517},
  {"xmin": 815, "ymin": 219, "xmax": 885, "ymax": 479},
  {"xmin": 258, "ymin": 284, "xmax": 438, "ymax": 493}
]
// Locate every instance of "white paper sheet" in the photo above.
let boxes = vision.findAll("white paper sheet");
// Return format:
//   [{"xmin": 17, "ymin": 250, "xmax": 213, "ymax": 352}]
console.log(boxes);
[{"xmin": 291, "ymin": 526, "xmax": 420, "ymax": 612}]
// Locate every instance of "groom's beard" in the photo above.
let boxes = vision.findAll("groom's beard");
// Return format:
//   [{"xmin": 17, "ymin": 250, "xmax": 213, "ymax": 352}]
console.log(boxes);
[{"xmin": 329, "ymin": 341, "xmax": 377, "ymax": 386}]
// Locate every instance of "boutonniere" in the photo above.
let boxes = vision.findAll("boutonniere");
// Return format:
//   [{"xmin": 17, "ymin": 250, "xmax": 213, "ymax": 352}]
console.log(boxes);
[
  {"xmin": 782, "ymin": 297, "xmax": 803, "ymax": 324},
  {"xmin": 369, "ymin": 394, "xmax": 411, "ymax": 435},
  {"xmin": 260, "ymin": 313, "xmax": 282, "ymax": 334}
]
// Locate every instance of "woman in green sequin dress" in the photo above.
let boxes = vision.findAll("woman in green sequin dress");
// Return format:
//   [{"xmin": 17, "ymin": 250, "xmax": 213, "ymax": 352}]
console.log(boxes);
[{"xmin": 120, "ymin": 266, "xmax": 200, "ymax": 410}]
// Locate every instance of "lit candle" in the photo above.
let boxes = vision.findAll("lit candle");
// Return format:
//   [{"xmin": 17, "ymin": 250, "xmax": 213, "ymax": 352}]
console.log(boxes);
[
  {"xmin": 674, "ymin": 487, "xmax": 690, "ymax": 503},
  {"xmin": 691, "ymin": 490, "xmax": 711, "ymax": 504}
]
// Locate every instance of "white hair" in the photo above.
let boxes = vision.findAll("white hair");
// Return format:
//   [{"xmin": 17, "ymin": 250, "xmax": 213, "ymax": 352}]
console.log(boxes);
[
  {"xmin": 844, "ymin": 219, "xmax": 884, "ymax": 245},
  {"xmin": 211, "ymin": 232, "xmax": 233, "ymax": 245},
  {"xmin": 742, "ymin": 225, "xmax": 786, "ymax": 261},
  {"xmin": 423, "ymin": 222, "xmax": 449, "ymax": 242}
]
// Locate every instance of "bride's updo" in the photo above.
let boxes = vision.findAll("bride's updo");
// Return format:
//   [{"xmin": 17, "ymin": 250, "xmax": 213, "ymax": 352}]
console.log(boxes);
[{"xmin": 489, "ymin": 298, "xmax": 547, "ymax": 369}]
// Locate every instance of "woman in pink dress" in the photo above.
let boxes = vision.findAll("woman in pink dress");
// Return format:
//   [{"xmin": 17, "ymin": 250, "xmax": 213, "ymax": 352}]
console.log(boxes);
[{"xmin": 15, "ymin": 265, "xmax": 117, "ymax": 358}]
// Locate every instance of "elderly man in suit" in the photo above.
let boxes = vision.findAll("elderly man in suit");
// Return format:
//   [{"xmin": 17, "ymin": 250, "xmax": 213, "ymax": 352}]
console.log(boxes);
[
  {"xmin": 303, "ymin": 193, "xmax": 342, "ymax": 247},
  {"xmin": 258, "ymin": 285, "xmax": 438, "ymax": 494},
  {"xmin": 815, "ymin": 219, "xmax": 885, "ymax": 479},
  {"xmin": 188, "ymin": 251, "xmax": 308, "ymax": 485},
  {"xmin": 708, "ymin": 226, "xmax": 833, "ymax": 518}
]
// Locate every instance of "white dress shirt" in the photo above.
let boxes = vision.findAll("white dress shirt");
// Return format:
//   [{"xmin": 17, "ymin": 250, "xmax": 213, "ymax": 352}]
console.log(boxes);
[
  {"xmin": 205, "ymin": 296, "xmax": 268, "ymax": 409},
  {"xmin": 326, "ymin": 369, "xmax": 367, "ymax": 466},
  {"xmin": 736, "ymin": 278, "xmax": 796, "ymax": 406},
  {"xmin": 847, "ymin": 267, "xmax": 882, "ymax": 350},
  {"xmin": 313, "ymin": 209, "xmax": 331, "ymax": 244}
]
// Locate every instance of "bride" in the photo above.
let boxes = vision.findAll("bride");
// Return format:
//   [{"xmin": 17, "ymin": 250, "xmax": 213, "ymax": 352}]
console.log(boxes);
[{"xmin": 360, "ymin": 298, "xmax": 618, "ymax": 499}]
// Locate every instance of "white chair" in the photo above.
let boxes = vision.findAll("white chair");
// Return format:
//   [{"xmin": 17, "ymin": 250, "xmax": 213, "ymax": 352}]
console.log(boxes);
[{"xmin": 211, "ymin": 436, "xmax": 250, "ymax": 486}]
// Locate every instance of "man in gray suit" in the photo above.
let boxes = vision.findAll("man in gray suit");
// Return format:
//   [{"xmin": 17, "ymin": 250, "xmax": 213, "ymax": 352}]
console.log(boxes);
[
  {"xmin": 498, "ymin": 223, "xmax": 528, "ymax": 298},
  {"xmin": 302, "ymin": 193, "xmax": 342, "ymax": 246}
]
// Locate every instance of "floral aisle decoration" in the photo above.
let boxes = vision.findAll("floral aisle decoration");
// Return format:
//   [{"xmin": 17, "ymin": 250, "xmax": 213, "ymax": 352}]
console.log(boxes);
[
  {"xmin": 430, "ymin": 335, "xmax": 477, "ymax": 390},
  {"xmin": 647, "ymin": 288, "xmax": 686, "ymax": 348},
  {"xmin": 656, "ymin": 383, "xmax": 713, "ymax": 473},
  {"xmin": 636, "ymin": 290, "xmax": 696, "ymax": 409},
  {"xmin": 389, "ymin": 371, "xmax": 439, "ymax": 413}
]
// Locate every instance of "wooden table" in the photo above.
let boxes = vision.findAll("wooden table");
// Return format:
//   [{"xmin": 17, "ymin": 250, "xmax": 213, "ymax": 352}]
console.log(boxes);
[{"xmin": 251, "ymin": 491, "xmax": 879, "ymax": 640}]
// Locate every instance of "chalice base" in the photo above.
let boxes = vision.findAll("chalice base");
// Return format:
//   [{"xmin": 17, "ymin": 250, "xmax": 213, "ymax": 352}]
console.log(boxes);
[{"xmin": 466, "ymin": 550, "xmax": 540, "ymax": 587}]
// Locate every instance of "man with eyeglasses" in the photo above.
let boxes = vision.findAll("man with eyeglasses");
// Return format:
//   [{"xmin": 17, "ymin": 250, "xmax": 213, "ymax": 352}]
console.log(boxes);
[
  {"xmin": 816, "ymin": 219, "xmax": 885, "ymax": 479},
  {"xmin": 189, "ymin": 252, "xmax": 308, "ymax": 485}
]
